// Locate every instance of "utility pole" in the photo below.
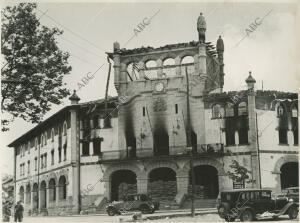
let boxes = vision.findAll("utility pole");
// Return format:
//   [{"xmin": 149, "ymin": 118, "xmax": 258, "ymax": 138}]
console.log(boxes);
[{"xmin": 185, "ymin": 67, "xmax": 195, "ymax": 217}]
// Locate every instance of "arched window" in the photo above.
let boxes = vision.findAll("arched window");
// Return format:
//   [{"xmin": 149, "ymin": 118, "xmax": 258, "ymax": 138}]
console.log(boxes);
[
  {"xmin": 19, "ymin": 186, "xmax": 24, "ymax": 203},
  {"xmin": 25, "ymin": 185, "xmax": 31, "ymax": 204},
  {"xmin": 238, "ymin": 102, "xmax": 247, "ymax": 116},
  {"xmin": 225, "ymin": 103, "xmax": 234, "ymax": 117},
  {"xmin": 127, "ymin": 62, "xmax": 140, "ymax": 81},
  {"xmin": 181, "ymin": 56, "xmax": 195, "ymax": 76},
  {"xmin": 212, "ymin": 104, "xmax": 224, "ymax": 118},
  {"xmin": 277, "ymin": 104, "xmax": 285, "ymax": 117},
  {"xmin": 145, "ymin": 60, "xmax": 157, "ymax": 79},
  {"xmin": 49, "ymin": 179, "xmax": 56, "ymax": 202},
  {"xmin": 292, "ymin": 105, "xmax": 298, "ymax": 118},
  {"xmin": 162, "ymin": 58, "xmax": 176, "ymax": 77},
  {"xmin": 58, "ymin": 176, "xmax": 67, "ymax": 200}
]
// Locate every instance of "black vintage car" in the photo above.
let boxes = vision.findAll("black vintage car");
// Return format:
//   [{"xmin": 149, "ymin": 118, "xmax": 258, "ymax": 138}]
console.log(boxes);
[
  {"xmin": 217, "ymin": 189, "xmax": 298, "ymax": 222},
  {"xmin": 280, "ymin": 187, "xmax": 299, "ymax": 204},
  {"xmin": 105, "ymin": 194, "xmax": 159, "ymax": 216}
]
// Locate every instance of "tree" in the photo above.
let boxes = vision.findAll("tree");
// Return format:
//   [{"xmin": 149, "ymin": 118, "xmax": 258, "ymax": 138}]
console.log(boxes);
[
  {"xmin": 227, "ymin": 160, "xmax": 255, "ymax": 188},
  {"xmin": 1, "ymin": 3, "xmax": 72, "ymax": 131}
]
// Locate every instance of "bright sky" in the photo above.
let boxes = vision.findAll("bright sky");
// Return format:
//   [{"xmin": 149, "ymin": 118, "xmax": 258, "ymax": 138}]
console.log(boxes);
[{"xmin": 1, "ymin": 0, "xmax": 299, "ymax": 175}]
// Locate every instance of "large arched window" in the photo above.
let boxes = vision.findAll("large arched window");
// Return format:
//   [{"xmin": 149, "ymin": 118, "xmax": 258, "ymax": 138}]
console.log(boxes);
[
  {"xmin": 58, "ymin": 176, "xmax": 67, "ymax": 200},
  {"xmin": 25, "ymin": 184, "xmax": 31, "ymax": 204},
  {"xmin": 145, "ymin": 60, "xmax": 157, "ymax": 79},
  {"xmin": 162, "ymin": 58, "xmax": 176, "ymax": 77},
  {"xmin": 238, "ymin": 102, "xmax": 247, "ymax": 116},
  {"xmin": 181, "ymin": 56, "xmax": 195, "ymax": 76},
  {"xmin": 127, "ymin": 62, "xmax": 140, "ymax": 81},
  {"xmin": 19, "ymin": 186, "xmax": 24, "ymax": 203},
  {"xmin": 225, "ymin": 103, "xmax": 234, "ymax": 117},
  {"xmin": 212, "ymin": 104, "xmax": 224, "ymax": 118},
  {"xmin": 49, "ymin": 179, "xmax": 56, "ymax": 202}
]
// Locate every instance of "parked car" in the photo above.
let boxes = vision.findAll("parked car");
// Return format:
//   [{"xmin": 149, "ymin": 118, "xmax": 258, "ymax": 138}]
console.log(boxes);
[
  {"xmin": 217, "ymin": 189, "xmax": 298, "ymax": 222},
  {"xmin": 105, "ymin": 194, "xmax": 159, "ymax": 216},
  {"xmin": 281, "ymin": 187, "xmax": 299, "ymax": 204}
]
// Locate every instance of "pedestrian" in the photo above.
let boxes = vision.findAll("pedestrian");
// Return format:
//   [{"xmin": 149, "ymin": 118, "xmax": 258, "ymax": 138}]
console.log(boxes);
[
  {"xmin": 2, "ymin": 201, "xmax": 11, "ymax": 222},
  {"xmin": 14, "ymin": 201, "xmax": 24, "ymax": 222}
]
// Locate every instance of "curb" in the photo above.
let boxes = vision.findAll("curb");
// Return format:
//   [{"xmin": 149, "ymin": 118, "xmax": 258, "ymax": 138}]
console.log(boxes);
[{"xmin": 146, "ymin": 210, "xmax": 218, "ymax": 220}]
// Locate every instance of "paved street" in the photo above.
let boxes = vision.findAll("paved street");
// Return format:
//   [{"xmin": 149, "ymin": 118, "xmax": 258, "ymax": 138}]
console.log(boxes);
[{"xmin": 20, "ymin": 213, "xmax": 298, "ymax": 223}]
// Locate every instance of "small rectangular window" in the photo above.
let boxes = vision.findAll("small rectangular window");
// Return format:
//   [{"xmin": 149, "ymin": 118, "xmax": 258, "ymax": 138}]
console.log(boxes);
[
  {"xmin": 58, "ymin": 148, "xmax": 62, "ymax": 162},
  {"xmin": 279, "ymin": 129, "xmax": 288, "ymax": 144},
  {"xmin": 226, "ymin": 130, "xmax": 235, "ymax": 146},
  {"xmin": 51, "ymin": 150, "xmax": 54, "ymax": 165},
  {"xmin": 82, "ymin": 141, "xmax": 90, "ymax": 156},
  {"xmin": 27, "ymin": 161, "xmax": 30, "ymax": 174},
  {"xmin": 143, "ymin": 107, "xmax": 146, "ymax": 117},
  {"xmin": 175, "ymin": 104, "xmax": 178, "ymax": 114},
  {"xmin": 93, "ymin": 138, "xmax": 102, "ymax": 155},
  {"xmin": 34, "ymin": 157, "xmax": 37, "ymax": 171}
]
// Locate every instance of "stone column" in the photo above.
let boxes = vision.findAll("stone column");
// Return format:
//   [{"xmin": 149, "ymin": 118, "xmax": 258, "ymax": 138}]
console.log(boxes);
[
  {"xmin": 198, "ymin": 43, "xmax": 207, "ymax": 76},
  {"xmin": 31, "ymin": 191, "xmax": 35, "ymax": 210},
  {"xmin": 175, "ymin": 172, "xmax": 189, "ymax": 205},
  {"xmin": 38, "ymin": 188, "xmax": 43, "ymax": 212},
  {"xmin": 46, "ymin": 187, "xmax": 50, "ymax": 209},
  {"xmin": 246, "ymin": 72, "xmax": 260, "ymax": 188},
  {"xmin": 55, "ymin": 186, "xmax": 60, "ymax": 206},
  {"xmin": 157, "ymin": 59, "xmax": 163, "ymax": 77},
  {"xmin": 113, "ymin": 43, "xmax": 121, "ymax": 92},
  {"xmin": 137, "ymin": 178, "xmax": 148, "ymax": 194},
  {"xmin": 138, "ymin": 61, "xmax": 145, "ymax": 79}
]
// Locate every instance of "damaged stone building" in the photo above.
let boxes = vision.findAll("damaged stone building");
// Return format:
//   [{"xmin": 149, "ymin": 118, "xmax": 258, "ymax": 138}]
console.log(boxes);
[{"xmin": 8, "ymin": 14, "xmax": 298, "ymax": 215}]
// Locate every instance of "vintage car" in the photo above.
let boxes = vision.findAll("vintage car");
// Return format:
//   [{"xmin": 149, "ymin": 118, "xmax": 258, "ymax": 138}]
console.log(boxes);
[
  {"xmin": 280, "ymin": 187, "xmax": 299, "ymax": 204},
  {"xmin": 217, "ymin": 189, "xmax": 298, "ymax": 222},
  {"xmin": 105, "ymin": 194, "xmax": 159, "ymax": 216}
]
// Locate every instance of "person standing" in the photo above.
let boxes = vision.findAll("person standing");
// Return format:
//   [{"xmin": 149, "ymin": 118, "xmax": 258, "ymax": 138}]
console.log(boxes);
[{"xmin": 14, "ymin": 201, "xmax": 24, "ymax": 222}]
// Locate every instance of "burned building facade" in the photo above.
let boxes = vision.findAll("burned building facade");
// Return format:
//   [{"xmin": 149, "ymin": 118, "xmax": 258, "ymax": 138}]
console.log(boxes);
[{"xmin": 8, "ymin": 14, "xmax": 298, "ymax": 215}]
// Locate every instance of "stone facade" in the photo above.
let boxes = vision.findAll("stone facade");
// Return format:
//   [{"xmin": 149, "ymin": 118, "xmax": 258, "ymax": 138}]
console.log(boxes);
[{"xmin": 8, "ymin": 14, "xmax": 298, "ymax": 216}]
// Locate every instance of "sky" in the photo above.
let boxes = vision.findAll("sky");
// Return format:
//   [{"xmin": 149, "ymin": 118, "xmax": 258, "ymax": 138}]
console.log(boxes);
[{"xmin": 1, "ymin": 0, "xmax": 299, "ymax": 175}]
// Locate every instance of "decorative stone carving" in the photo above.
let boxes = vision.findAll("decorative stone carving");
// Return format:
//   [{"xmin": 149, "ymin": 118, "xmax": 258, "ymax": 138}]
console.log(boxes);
[{"xmin": 153, "ymin": 98, "xmax": 167, "ymax": 112}]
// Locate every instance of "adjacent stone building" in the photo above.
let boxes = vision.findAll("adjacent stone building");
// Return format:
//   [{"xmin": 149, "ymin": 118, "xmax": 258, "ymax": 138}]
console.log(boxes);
[{"xmin": 8, "ymin": 14, "xmax": 298, "ymax": 215}]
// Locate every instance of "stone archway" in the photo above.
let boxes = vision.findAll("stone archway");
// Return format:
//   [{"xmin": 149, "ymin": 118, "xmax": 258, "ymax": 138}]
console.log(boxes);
[
  {"xmin": 111, "ymin": 170, "xmax": 137, "ymax": 201},
  {"xmin": 103, "ymin": 163, "xmax": 143, "ymax": 201},
  {"xmin": 273, "ymin": 155, "xmax": 298, "ymax": 192}
]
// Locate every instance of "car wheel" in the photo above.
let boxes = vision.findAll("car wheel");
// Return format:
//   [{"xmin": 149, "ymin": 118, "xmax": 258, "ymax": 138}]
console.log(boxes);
[
  {"xmin": 140, "ymin": 205, "xmax": 150, "ymax": 214},
  {"xmin": 240, "ymin": 210, "xmax": 254, "ymax": 222},
  {"xmin": 107, "ymin": 207, "xmax": 116, "ymax": 216},
  {"xmin": 288, "ymin": 206, "xmax": 298, "ymax": 219}
]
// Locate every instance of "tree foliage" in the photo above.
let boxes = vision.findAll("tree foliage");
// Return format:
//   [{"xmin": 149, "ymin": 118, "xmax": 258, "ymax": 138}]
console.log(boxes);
[
  {"xmin": 1, "ymin": 3, "xmax": 71, "ymax": 130},
  {"xmin": 227, "ymin": 160, "xmax": 255, "ymax": 186}
]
